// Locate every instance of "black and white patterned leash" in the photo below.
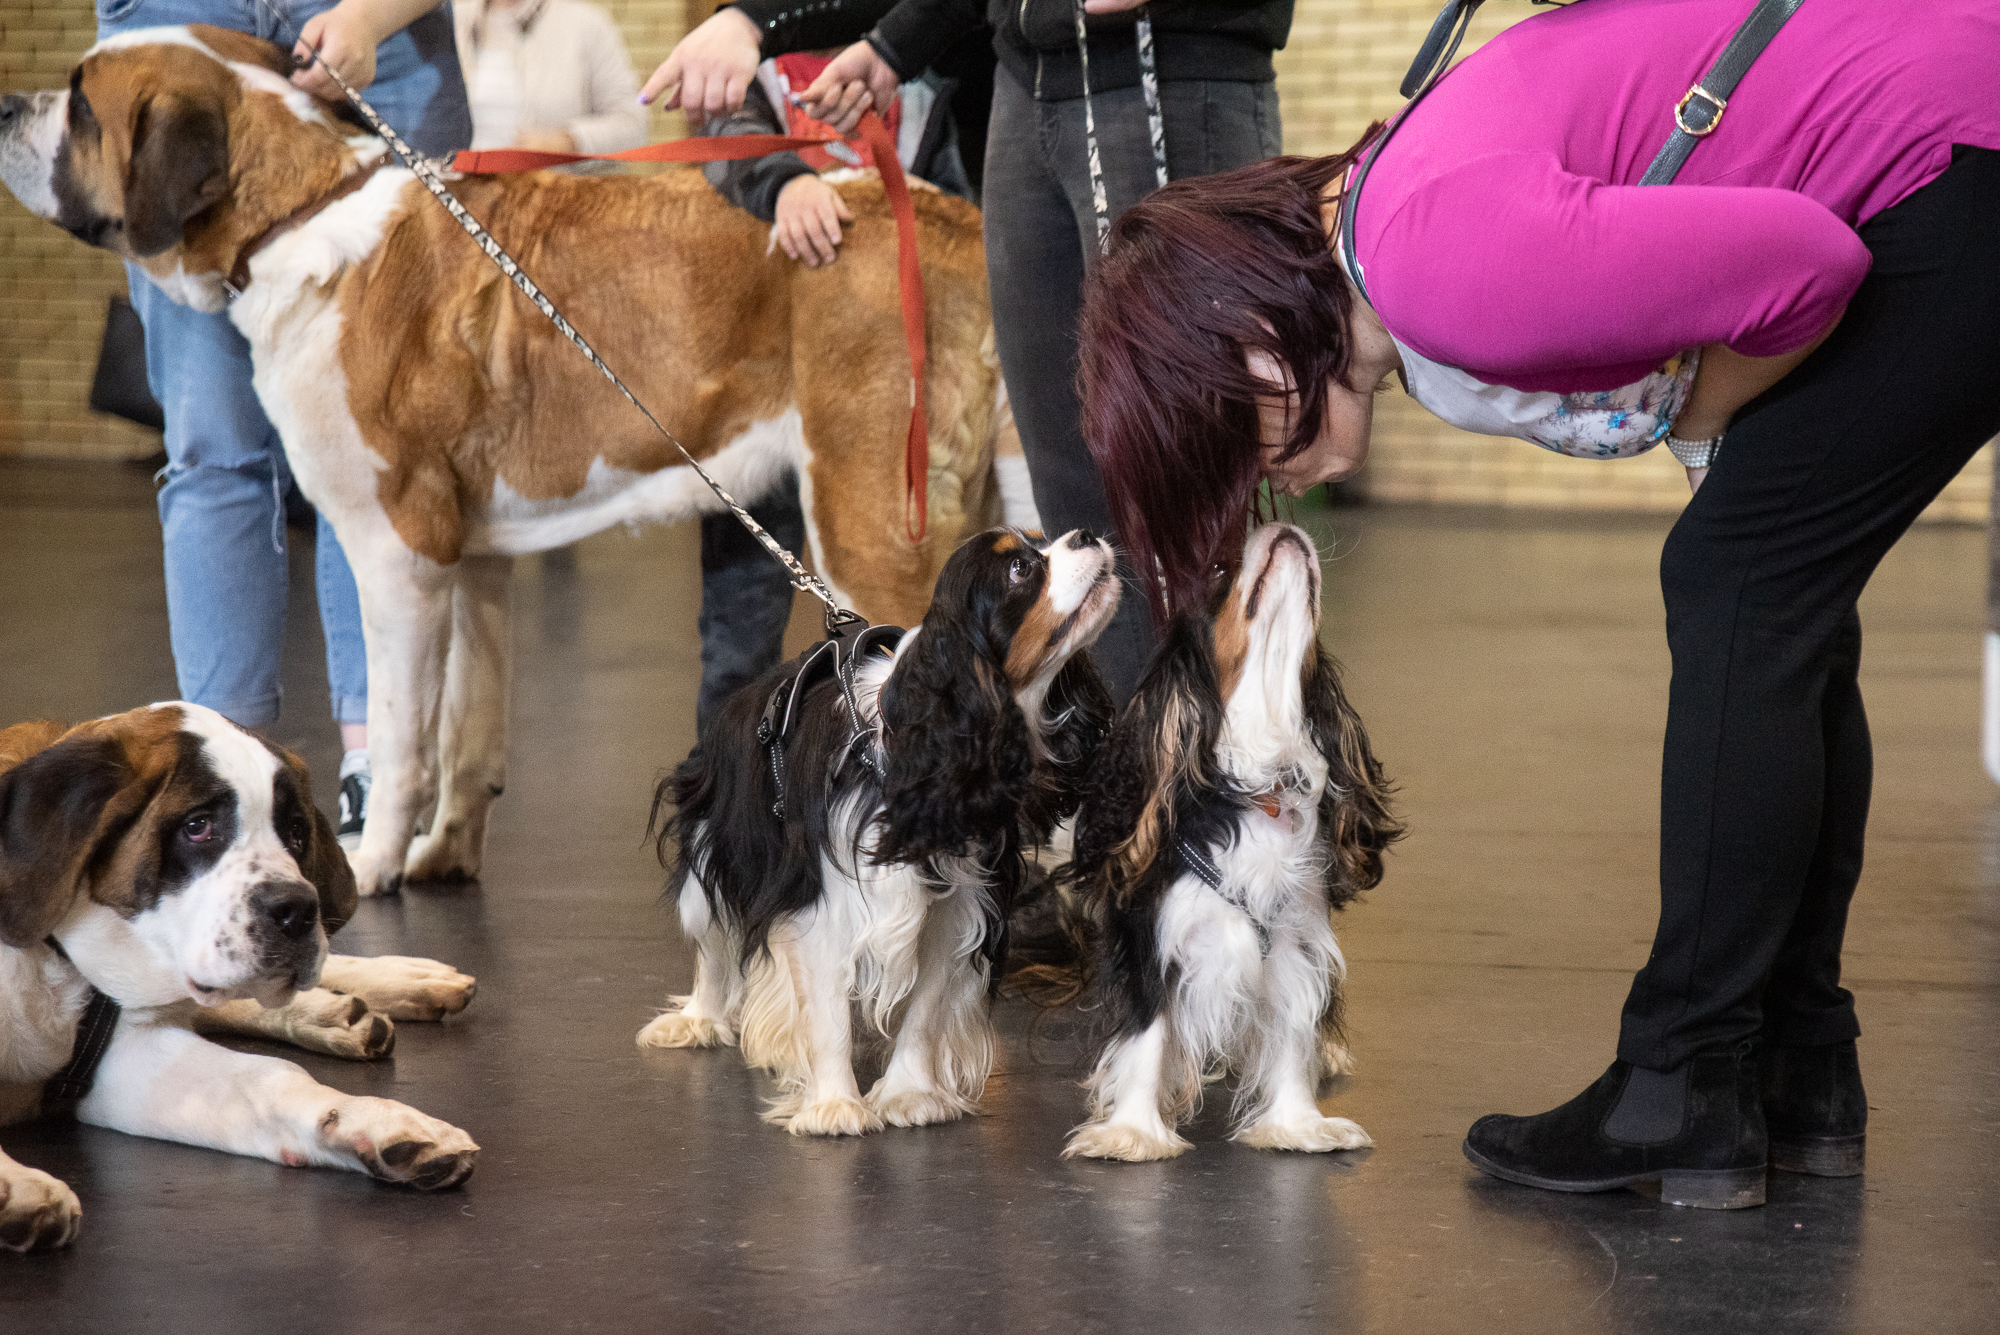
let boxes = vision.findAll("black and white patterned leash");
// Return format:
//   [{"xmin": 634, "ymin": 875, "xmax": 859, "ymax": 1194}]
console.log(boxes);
[
  {"xmin": 249, "ymin": 0, "xmax": 859, "ymax": 631},
  {"xmin": 1074, "ymin": 2, "xmax": 1171, "ymax": 255}
]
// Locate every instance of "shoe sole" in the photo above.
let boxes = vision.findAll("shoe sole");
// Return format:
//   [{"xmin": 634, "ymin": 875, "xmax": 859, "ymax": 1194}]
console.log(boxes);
[
  {"xmin": 1769, "ymin": 1133, "xmax": 1864, "ymax": 1177},
  {"xmin": 1463, "ymin": 1141, "xmax": 1767, "ymax": 1209}
]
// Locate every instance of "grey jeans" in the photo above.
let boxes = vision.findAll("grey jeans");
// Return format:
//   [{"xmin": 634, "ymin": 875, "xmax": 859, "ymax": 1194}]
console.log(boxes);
[{"xmin": 984, "ymin": 68, "xmax": 1282, "ymax": 702}]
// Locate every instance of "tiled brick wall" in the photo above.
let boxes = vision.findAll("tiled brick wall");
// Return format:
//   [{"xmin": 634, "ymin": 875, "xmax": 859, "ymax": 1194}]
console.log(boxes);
[{"xmin": 2, "ymin": 0, "xmax": 1988, "ymax": 520}]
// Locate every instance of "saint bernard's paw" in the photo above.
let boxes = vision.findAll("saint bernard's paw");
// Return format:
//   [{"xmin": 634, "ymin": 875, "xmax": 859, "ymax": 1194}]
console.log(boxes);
[
  {"xmin": 1233, "ymin": 1114, "xmax": 1372, "ymax": 1153},
  {"xmin": 867, "ymin": 1082, "xmax": 976, "ymax": 1128},
  {"xmin": 315, "ymin": 1098, "xmax": 479, "ymax": 1190},
  {"xmin": 346, "ymin": 849, "xmax": 404, "ymax": 899},
  {"xmin": 0, "ymin": 1162, "xmax": 81, "ymax": 1253},
  {"xmin": 403, "ymin": 829, "xmax": 481, "ymax": 884},
  {"xmin": 319, "ymin": 955, "xmax": 476, "ymax": 1022},
  {"xmin": 280, "ymin": 990, "xmax": 396, "ymax": 1060},
  {"xmin": 780, "ymin": 1096, "xmax": 884, "ymax": 1138},
  {"xmin": 637, "ymin": 1008, "xmax": 734, "ymax": 1049},
  {"xmin": 1062, "ymin": 1121, "xmax": 1192, "ymax": 1162}
]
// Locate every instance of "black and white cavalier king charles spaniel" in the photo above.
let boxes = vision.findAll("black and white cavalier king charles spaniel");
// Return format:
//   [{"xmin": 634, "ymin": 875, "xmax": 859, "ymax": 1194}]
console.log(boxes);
[
  {"xmin": 1062, "ymin": 523, "xmax": 1402, "ymax": 1161},
  {"xmin": 639, "ymin": 529, "xmax": 1119, "ymax": 1136}
]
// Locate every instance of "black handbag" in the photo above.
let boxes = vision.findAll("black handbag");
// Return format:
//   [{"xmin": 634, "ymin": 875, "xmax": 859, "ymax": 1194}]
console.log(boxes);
[{"xmin": 88, "ymin": 294, "xmax": 165, "ymax": 431}]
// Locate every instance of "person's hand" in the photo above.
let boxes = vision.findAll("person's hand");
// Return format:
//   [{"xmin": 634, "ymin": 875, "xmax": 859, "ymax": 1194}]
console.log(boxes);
[
  {"xmin": 770, "ymin": 175, "xmax": 853, "ymax": 267},
  {"xmin": 291, "ymin": 2, "xmax": 382, "ymax": 100},
  {"xmin": 515, "ymin": 129, "xmax": 579, "ymax": 154},
  {"xmin": 1082, "ymin": 0, "xmax": 1151, "ymax": 11},
  {"xmin": 798, "ymin": 42, "xmax": 899, "ymax": 134},
  {"xmin": 638, "ymin": 7, "xmax": 761, "ymax": 123}
]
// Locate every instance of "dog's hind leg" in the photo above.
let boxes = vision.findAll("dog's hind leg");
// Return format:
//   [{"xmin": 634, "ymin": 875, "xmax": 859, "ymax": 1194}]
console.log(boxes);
[
  {"xmin": 346, "ymin": 539, "xmax": 455, "ymax": 898},
  {"xmin": 406, "ymin": 554, "xmax": 514, "ymax": 884},
  {"xmin": 867, "ymin": 885, "xmax": 994, "ymax": 1127},
  {"xmin": 1231, "ymin": 927, "xmax": 1370, "ymax": 1154},
  {"xmin": 638, "ymin": 877, "xmax": 739, "ymax": 1050}
]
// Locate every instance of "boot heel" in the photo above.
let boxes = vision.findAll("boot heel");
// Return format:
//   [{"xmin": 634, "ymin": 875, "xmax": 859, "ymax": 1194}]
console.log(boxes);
[
  {"xmin": 1770, "ymin": 1134, "xmax": 1864, "ymax": 1177},
  {"xmin": 1659, "ymin": 1165, "xmax": 1766, "ymax": 1210}
]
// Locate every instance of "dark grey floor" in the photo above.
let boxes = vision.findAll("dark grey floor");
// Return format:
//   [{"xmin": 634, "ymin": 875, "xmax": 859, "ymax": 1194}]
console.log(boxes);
[{"xmin": 1, "ymin": 458, "xmax": 1996, "ymax": 1333}]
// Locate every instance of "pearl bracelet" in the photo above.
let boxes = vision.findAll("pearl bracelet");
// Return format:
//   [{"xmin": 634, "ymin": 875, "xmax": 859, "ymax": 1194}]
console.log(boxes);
[{"xmin": 1665, "ymin": 432, "xmax": 1722, "ymax": 469}]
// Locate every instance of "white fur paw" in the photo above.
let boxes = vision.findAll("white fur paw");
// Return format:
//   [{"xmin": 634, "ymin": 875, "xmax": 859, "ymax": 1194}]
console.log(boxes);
[
  {"xmin": 0, "ymin": 1163, "xmax": 81, "ymax": 1252},
  {"xmin": 314, "ymin": 1098, "xmax": 479, "ymax": 1190},
  {"xmin": 284, "ymin": 990, "xmax": 396, "ymax": 1060},
  {"xmin": 781, "ymin": 1097, "xmax": 884, "ymax": 1138},
  {"xmin": 1233, "ymin": 1114, "xmax": 1372, "ymax": 1153},
  {"xmin": 320, "ymin": 955, "xmax": 476, "ymax": 1022},
  {"xmin": 637, "ymin": 1008, "xmax": 734, "ymax": 1049},
  {"xmin": 403, "ymin": 829, "xmax": 480, "ymax": 884},
  {"xmin": 867, "ymin": 1082, "xmax": 976, "ymax": 1128},
  {"xmin": 1062, "ymin": 1121, "xmax": 1192, "ymax": 1162}
]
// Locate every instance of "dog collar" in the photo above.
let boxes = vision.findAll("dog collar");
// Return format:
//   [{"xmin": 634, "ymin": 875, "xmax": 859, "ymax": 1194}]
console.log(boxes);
[
  {"xmin": 40, "ymin": 937, "xmax": 122, "ymax": 1116},
  {"xmin": 226, "ymin": 157, "xmax": 389, "ymax": 300}
]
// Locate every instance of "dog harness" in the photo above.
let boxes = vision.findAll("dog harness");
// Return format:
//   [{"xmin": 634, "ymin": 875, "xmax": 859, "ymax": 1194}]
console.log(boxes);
[
  {"xmin": 40, "ymin": 938, "xmax": 122, "ymax": 1116},
  {"xmin": 757, "ymin": 622, "xmax": 906, "ymax": 819},
  {"xmin": 1171, "ymin": 838, "xmax": 1273, "ymax": 959}
]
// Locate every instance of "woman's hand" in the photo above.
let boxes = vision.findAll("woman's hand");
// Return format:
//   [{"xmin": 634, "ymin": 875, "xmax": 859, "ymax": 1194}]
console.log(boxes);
[
  {"xmin": 798, "ymin": 42, "xmax": 899, "ymax": 134},
  {"xmin": 638, "ymin": 7, "xmax": 762, "ymax": 121},
  {"xmin": 1082, "ymin": 0, "xmax": 1152, "ymax": 11},
  {"xmin": 771, "ymin": 175, "xmax": 853, "ymax": 267},
  {"xmin": 1673, "ymin": 315, "xmax": 1843, "ymax": 443},
  {"xmin": 515, "ymin": 129, "xmax": 578, "ymax": 154},
  {"xmin": 291, "ymin": 3, "xmax": 381, "ymax": 98}
]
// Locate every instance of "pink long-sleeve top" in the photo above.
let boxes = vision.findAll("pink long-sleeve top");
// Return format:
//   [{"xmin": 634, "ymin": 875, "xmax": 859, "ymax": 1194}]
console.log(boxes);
[{"xmin": 1353, "ymin": 0, "xmax": 2000, "ymax": 395}]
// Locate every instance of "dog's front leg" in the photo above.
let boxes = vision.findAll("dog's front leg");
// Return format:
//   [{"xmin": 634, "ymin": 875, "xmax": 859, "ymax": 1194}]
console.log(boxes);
[
  {"xmin": 1063, "ymin": 1016, "xmax": 1193, "ymax": 1161},
  {"xmin": 0, "ymin": 1144, "xmax": 81, "ymax": 1252},
  {"xmin": 316, "ymin": 954, "xmax": 477, "ymax": 1022},
  {"xmin": 78, "ymin": 1012, "xmax": 477, "ymax": 1189},
  {"xmin": 406, "ymin": 553, "xmax": 514, "ymax": 884},
  {"xmin": 766, "ymin": 917, "xmax": 881, "ymax": 1138},
  {"xmin": 638, "ymin": 876, "xmax": 739, "ymax": 1049},
  {"xmin": 1231, "ymin": 932, "xmax": 1371, "ymax": 1154},
  {"xmin": 866, "ymin": 885, "xmax": 992, "ymax": 1127},
  {"xmin": 349, "ymin": 541, "xmax": 455, "ymax": 897},
  {"xmin": 191, "ymin": 989, "xmax": 395, "ymax": 1060}
]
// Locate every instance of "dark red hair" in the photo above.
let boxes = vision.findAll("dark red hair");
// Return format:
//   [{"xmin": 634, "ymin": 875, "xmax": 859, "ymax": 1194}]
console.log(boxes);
[{"xmin": 1079, "ymin": 140, "xmax": 1380, "ymax": 621}]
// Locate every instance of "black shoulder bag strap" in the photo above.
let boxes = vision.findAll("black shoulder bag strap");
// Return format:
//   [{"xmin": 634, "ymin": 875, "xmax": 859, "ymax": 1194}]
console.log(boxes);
[{"xmin": 1341, "ymin": 0, "xmax": 1810, "ymax": 308}]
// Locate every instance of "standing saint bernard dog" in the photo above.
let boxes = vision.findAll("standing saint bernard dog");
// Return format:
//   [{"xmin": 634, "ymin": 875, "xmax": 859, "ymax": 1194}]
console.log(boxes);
[
  {"xmin": 0, "ymin": 705, "xmax": 479, "ymax": 1254},
  {"xmin": 0, "ymin": 26, "xmax": 1015, "ymax": 899}
]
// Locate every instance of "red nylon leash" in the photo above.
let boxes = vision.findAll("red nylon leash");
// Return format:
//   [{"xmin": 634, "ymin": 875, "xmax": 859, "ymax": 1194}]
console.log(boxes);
[{"xmin": 450, "ymin": 110, "xmax": 930, "ymax": 543}]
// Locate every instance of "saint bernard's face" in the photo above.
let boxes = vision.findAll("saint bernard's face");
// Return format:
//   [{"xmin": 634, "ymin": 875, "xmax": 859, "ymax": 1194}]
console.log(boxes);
[
  {"xmin": 0, "ymin": 25, "xmax": 349, "ymax": 312},
  {"xmin": 0, "ymin": 704, "xmax": 357, "ymax": 1010}
]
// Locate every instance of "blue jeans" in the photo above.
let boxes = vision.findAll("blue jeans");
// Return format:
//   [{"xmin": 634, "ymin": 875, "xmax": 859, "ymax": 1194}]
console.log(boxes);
[{"xmin": 99, "ymin": 0, "xmax": 471, "ymax": 727}]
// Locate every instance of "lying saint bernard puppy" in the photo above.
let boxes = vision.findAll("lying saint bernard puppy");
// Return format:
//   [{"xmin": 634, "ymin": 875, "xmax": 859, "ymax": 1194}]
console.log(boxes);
[
  {"xmin": 0, "ymin": 705, "xmax": 479, "ymax": 1254},
  {"xmin": 0, "ymin": 26, "xmax": 1013, "ymax": 898}
]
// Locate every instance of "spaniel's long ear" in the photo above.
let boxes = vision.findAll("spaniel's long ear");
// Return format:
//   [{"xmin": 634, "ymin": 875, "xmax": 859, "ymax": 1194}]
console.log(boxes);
[
  {"xmin": 875, "ymin": 628, "xmax": 1035, "ymax": 864},
  {"xmin": 0, "ymin": 732, "xmax": 137, "ymax": 947},
  {"xmin": 1071, "ymin": 616, "xmax": 1221, "ymax": 908},
  {"xmin": 125, "ymin": 91, "xmax": 229, "ymax": 257},
  {"xmin": 1019, "ymin": 655, "xmax": 1117, "ymax": 843},
  {"xmin": 1305, "ymin": 643, "xmax": 1403, "ymax": 906}
]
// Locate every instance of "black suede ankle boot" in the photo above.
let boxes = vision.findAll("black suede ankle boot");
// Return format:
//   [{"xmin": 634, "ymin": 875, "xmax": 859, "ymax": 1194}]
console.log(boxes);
[
  {"xmin": 1763, "ymin": 1040, "xmax": 1866, "ymax": 1177},
  {"xmin": 1463, "ymin": 1045, "xmax": 1767, "ymax": 1209}
]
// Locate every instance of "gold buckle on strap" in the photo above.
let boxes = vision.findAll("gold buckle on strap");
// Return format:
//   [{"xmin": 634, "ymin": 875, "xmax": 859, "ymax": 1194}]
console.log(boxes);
[{"xmin": 1674, "ymin": 85, "xmax": 1727, "ymax": 137}]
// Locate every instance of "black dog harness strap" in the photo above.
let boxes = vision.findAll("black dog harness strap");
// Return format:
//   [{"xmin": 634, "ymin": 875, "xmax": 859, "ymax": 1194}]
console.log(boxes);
[
  {"xmin": 1172, "ymin": 839, "xmax": 1272, "ymax": 958},
  {"xmin": 41, "ymin": 938, "xmax": 122, "ymax": 1116},
  {"xmin": 759, "ymin": 623, "xmax": 906, "ymax": 818}
]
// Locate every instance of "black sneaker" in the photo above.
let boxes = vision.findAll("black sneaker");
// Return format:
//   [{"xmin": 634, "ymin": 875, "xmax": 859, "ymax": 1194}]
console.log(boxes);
[{"xmin": 337, "ymin": 767, "xmax": 371, "ymax": 853}]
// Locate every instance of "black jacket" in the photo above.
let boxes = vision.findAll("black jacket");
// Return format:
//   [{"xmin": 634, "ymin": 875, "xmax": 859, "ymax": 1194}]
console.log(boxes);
[{"xmin": 728, "ymin": 0, "xmax": 1291, "ymax": 101}]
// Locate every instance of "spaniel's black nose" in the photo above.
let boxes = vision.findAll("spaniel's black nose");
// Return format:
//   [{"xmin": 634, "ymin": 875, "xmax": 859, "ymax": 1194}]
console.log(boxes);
[
  {"xmin": 1065, "ymin": 529, "xmax": 1099, "ymax": 549},
  {"xmin": 253, "ymin": 881, "xmax": 321, "ymax": 940}
]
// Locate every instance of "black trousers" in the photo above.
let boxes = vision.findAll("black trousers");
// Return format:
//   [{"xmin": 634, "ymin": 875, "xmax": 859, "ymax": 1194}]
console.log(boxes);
[
  {"xmin": 983, "ymin": 68, "xmax": 1283, "ymax": 703},
  {"xmin": 1619, "ymin": 147, "xmax": 2000, "ymax": 1070}
]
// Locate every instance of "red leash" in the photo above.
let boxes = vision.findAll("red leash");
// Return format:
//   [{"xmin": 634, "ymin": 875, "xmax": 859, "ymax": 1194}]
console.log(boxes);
[{"xmin": 451, "ymin": 110, "xmax": 931, "ymax": 543}]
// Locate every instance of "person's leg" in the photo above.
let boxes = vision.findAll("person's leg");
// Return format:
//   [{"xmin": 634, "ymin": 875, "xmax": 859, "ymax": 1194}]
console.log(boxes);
[
  {"xmin": 1623, "ymin": 148, "xmax": 2000, "ymax": 1071},
  {"xmin": 127, "ymin": 265, "xmax": 291, "ymax": 729},
  {"xmin": 1464, "ymin": 147, "xmax": 2000, "ymax": 1205},
  {"xmin": 696, "ymin": 477, "xmax": 807, "ymax": 732}
]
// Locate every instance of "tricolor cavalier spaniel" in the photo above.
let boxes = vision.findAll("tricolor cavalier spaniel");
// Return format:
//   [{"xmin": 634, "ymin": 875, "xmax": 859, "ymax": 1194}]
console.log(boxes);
[
  {"xmin": 640, "ymin": 529, "xmax": 1119, "ymax": 1135},
  {"xmin": 1063, "ymin": 524, "xmax": 1401, "ymax": 1161}
]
